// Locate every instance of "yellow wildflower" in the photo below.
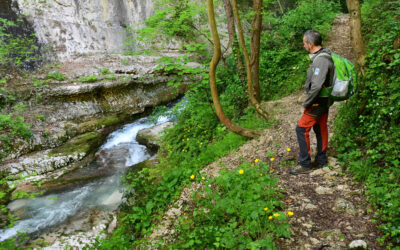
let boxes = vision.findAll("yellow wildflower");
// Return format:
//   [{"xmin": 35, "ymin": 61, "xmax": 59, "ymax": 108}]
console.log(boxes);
[
  {"xmin": 263, "ymin": 207, "xmax": 268, "ymax": 211},
  {"xmin": 286, "ymin": 148, "xmax": 291, "ymax": 152},
  {"xmin": 288, "ymin": 211, "xmax": 294, "ymax": 216},
  {"xmin": 260, "ymin": 173, "xmax": 263, "ymax": 177},
  {"xmin": 268, "ymin": 216, "xmax": 273, "ymax": 220},
  {"xmin": 202, "ymin": 177, "xmax": 205, "ymax": 180},
  {"xmin": 238, "ymin": 169, "xmax": 244, "ymax": 175},
  {"xmin": 273, "ymin": 213, "xmax": 280, "ymax": 217},
  {"xmin": 251, "ymin": 164, "xmax": 255, "ymax": 167},
  {"xmin": 255, "ymin": 159, "xmax": 259, "ymax": 163},
  {"xmin": 190, "ymin": 175, "xmax": 195, "ymax": 180},
  {"xmin": 270, "ymin": 158, "xmax": 275, "ymax": 162}
]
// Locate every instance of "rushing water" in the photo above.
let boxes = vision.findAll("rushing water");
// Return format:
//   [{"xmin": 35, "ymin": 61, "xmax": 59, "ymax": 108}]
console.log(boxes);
[{"xmin": 0, "ymin": 113, "xmax": 172, "ymax": 242}]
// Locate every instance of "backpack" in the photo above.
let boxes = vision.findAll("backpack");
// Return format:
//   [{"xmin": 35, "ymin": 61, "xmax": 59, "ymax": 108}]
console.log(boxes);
[{"xmin": 317, "ymin": 52, "xmax": 357, "ymax": 101}]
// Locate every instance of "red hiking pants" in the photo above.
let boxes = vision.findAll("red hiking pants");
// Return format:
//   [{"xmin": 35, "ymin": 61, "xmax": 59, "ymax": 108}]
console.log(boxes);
[{"xmin": 295, "ymin": 106, "xmax": 328, "ymax": 168}]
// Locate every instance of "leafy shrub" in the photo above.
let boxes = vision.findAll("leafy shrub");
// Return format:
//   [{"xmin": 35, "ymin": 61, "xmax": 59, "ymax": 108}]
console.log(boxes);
[
  {"xmin": 124, "ymin": 0, "xmax": 208, "ymax": 52},
  {"xmin": 277, "ymin": 0, "xmax": 339, "ymax": 45},
  {"xmin": 333, "ymin": 0, "xmax": 400, "ymax": 247},
  {"xmin": 170, "ymin": 161, "xmax": 290, "ymax": 249},
  {"xmin": 0, "ymin": 114, "xmax": 32, "ymax": 161}
]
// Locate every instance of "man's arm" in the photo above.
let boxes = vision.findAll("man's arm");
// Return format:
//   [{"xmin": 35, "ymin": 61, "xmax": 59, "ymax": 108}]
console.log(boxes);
[{"xmin": 303, "ymin": 57, "xmax": 330, "ymax": 108}]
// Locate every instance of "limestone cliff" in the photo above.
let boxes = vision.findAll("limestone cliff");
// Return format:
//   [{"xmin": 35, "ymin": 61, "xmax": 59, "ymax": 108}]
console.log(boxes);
[{"xmin": 11, "ymin": 0, "xmax": 155, "ymax": 60}]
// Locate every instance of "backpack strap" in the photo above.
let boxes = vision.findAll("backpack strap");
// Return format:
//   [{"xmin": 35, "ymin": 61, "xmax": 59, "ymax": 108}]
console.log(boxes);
[
  {"xmin": 313, "ymin": 52, "xmax": 331, "ymax": 61},
  {"xmin": 314, "ymin": 52, "xmax": 333, "ymax": 98}
]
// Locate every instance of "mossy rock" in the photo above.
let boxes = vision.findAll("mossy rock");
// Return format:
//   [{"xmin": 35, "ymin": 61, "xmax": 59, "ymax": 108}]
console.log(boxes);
[
  {"xmin": 49, "ymin": 131, "xmax": 102, "ymax": 156},
  {"xmin": 77, "ymin": 115, "xmax": 126, "ymax": 134},
  {"xmin": 12, "ymin": 153, "xmax": 112, "ymax": 195},
  {"xmin": 129, "ymin": 155, "xmax": 159, "ymax": 172},
  {"xmin": 136, "ymin": 122, "xmax": 174, "ymax": 151}
]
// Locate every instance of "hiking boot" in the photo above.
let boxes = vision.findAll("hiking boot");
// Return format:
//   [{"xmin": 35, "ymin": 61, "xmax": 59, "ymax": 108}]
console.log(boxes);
[{"xmin": 289, "ymin": 165, "xmax": 313, "ymax": 175}]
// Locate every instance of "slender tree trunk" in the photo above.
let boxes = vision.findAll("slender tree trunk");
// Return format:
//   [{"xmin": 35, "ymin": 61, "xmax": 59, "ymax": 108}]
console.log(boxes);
[
  {"xmin": 250, "ymin": 0, "xmax": 262, "ymax": 102},
  {"xmin": 277, "ymin": 0, "xmax": 284, "ymax": 14},
  {"xmin": 232, "ymin": 0, "xmax": 269, "ymax": 119},
  {"xmin": 346, "ymin": 0, "xmax": 366, "ymax": 74},
  {"xmin": 221, "ymin": 0, "xmax": 246, "ymax": 88},
  {"xmin": 207, "ymin": 0, "xmax": 261, "ymax": 138}
]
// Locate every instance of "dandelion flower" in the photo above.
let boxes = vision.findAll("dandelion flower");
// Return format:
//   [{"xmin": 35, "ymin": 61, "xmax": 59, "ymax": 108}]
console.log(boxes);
[
  {"xmin": 238, "ymin": 169, "xmax": 244, "ymax": 175},
  {"xmin": 202, "ymin": 177, "xmax": 205, "ymax": 180},
  {"xmin": 273, "ymin": 213, "xmax": 280, "ymax": 217},
  {"xmin": 270, "ymin": 158, "xmax": 275, "ymax": 162},
  {"xmin": 190, "ymin": 174, "xmax": 195, "ymax": 180},
  {"xmin": 255, "ymin": 159, "xmax": 259, "ymax": 163},
  {"xmin": 286, "ymin": 148, "xmax": 291, "ymax": 152},
  {"xmin": 268, "ymin": 216, "xmax": 273, "ymax": 220},
  {"xmin": 263, "ymin": 207, "xmax": 268, "ymax": 211},
  {"xmin": 288, "ymin": 211, "xmax": 294, "ymax": 216}
]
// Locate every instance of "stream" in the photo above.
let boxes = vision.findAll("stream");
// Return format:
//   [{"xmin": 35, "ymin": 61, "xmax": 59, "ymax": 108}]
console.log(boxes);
[{"xmin": 0, "ymin": 112, "xmax": 172, "ymax": 243}]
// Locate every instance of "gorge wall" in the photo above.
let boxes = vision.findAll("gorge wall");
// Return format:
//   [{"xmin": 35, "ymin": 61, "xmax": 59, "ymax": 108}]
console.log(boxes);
[{"xmin": 8, "ymin": 0, "xmax": 156, "ymax": 61}]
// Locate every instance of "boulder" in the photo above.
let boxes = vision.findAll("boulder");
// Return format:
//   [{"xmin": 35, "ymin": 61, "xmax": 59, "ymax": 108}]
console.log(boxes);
[
  {"xmin": 130, "ymin": 155, "xmax": 159, "ymax": 172},
  {"xmin": 136, "ymin": 122, "xmax": 174, "ymax": 151}
]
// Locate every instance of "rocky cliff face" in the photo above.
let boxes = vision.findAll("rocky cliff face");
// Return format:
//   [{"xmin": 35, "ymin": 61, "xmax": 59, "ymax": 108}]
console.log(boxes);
[{"xmin": 11, "ymin": 0, "xmax": 155, "ymax": 61}]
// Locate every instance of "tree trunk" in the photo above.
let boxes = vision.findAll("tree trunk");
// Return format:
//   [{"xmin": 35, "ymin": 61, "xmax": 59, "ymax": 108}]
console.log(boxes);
[
  {"xmin": 346, "ymin": 0, "xmax": 366, "ymax": 73},
  {"xmin": 250, "ymin": 0, "xmax": 263, "ymax": 102},
  {"xmin": 232, "ymin": 0, "xmax": 269, "ymax": 119},
  {"xmin": 207, "ymin": 0, "xmax": 261, "ymax": 138},
  {"xmin": 221, "ymin": 0, "xmax": 246, "ymax": 88}
]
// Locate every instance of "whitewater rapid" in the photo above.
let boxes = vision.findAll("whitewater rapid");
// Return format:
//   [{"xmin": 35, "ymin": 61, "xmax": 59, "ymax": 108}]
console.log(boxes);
[{"xmin": 0, "ymin": 113, "xmax": 171, "ymax": 242}]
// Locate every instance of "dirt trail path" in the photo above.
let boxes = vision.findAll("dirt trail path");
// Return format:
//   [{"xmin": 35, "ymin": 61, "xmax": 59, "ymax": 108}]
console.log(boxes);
[{"xmin": 146, "ymin": 15, "xmax": 382, "ymax": 249}]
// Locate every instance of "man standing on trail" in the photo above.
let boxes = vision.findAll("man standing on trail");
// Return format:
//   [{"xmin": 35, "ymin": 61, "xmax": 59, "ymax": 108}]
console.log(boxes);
[{"xmin": 290, "ymin": 30, "xmax": 334, "ymax": 175}]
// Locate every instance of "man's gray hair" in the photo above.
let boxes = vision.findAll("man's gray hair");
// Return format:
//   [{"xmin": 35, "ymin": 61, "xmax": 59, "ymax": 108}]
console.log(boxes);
[{"xmin": 304, "ymin": 30, "xmax": 322, "ymax": 46}]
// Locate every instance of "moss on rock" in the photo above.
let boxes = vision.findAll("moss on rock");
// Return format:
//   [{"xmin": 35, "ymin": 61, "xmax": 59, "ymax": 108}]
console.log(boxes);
[
  {"xmin": 77, "ymin": 115, "xmax": 126, "ymax": 134},
  {"xmin": 49, "ymin": 132, "xmax": 102, "ymax": 156}
]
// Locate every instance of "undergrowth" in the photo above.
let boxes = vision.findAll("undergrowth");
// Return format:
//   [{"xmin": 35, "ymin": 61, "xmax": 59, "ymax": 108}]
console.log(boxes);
[
  {"xmin": 332, "ymin": 0, "xmax": 400, "ymax": 248},
  {"xmin": 167, "ymin": 161, "xmax": 291, "ymax": 249}
]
